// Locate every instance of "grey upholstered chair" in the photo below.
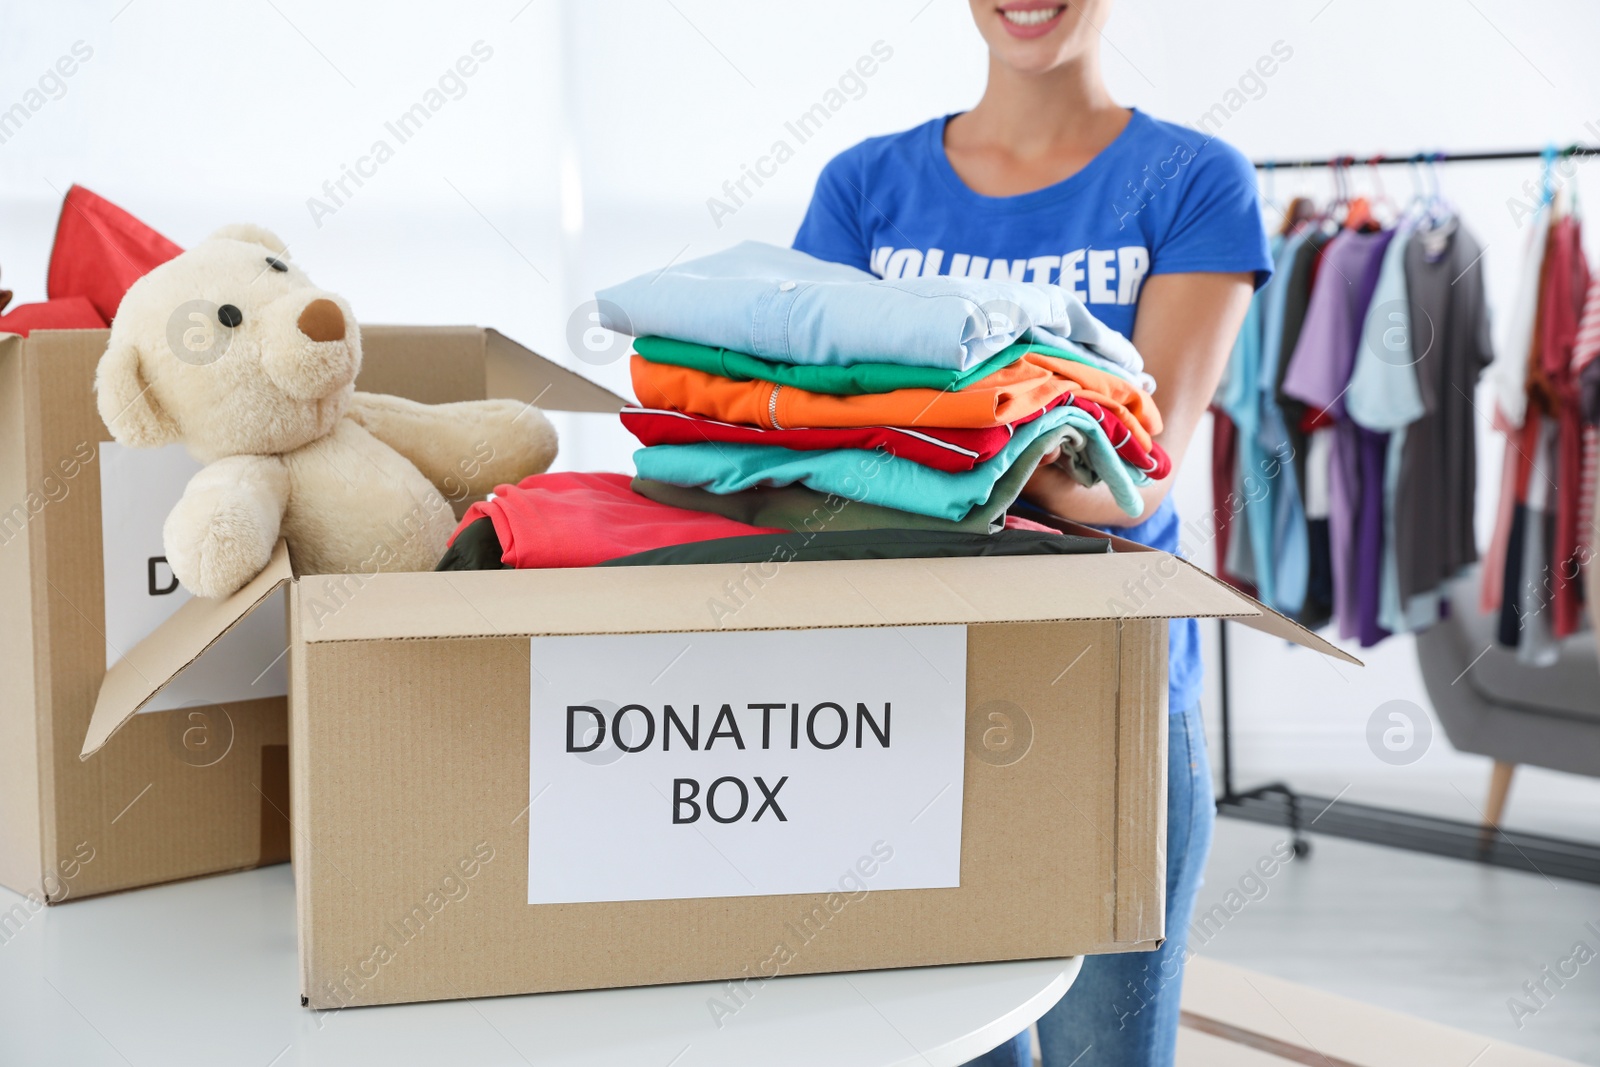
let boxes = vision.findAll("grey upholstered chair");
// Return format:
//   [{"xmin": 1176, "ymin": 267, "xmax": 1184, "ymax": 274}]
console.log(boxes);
[{"xmin": 1415, "ymin": 566, "xmax": 1600, "ymax": 826}]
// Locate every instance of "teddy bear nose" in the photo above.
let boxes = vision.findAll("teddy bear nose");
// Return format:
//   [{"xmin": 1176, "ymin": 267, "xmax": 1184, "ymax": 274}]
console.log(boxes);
[{"xmin": 297, "ymin": 299, "xmax": 346, "ymax": 343}]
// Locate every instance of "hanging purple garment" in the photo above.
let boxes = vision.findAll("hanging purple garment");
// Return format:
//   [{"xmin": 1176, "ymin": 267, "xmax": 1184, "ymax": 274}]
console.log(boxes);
[
  {"xmin": 1283, "ymin": 229, "xmax": 1396, "ymax": 638},
  {"xmin": 1355, "ymin": 425, "xmax": 1392, "ymax": 646},
  {"xmin": 1326, "ymin": 423, "xmax": 1362, "ymax": 640}
]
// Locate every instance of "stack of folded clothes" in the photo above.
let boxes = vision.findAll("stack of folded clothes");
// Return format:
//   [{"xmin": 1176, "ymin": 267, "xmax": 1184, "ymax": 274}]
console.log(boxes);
[
  {"xmin": 609, "ymin": 242, "xmax": 1167, "ymax": 531},
  {"xmin": 437, "ymin": 242, "xmax": 1167, "ymax": 570}
]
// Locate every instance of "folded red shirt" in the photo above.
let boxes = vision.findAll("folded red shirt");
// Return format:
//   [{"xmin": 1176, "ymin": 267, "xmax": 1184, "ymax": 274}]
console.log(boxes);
[
  {"xmin": 450, "ymin": 471, "xmax": 784, "ymax": 569},
  {"xmin": 1071, "ymin": 394, "xmax": 1172, "ymax": 480},
  {"xmin": 620, "ymin": 405, "xmax": 1034, "ymax": 472},
  {"xmin": 621, "ymin": 399, "xmax": 1171, "ymax": 480}
]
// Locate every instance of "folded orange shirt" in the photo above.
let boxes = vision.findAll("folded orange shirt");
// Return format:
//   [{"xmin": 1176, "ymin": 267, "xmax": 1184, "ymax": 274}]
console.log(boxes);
[
  {"xmin": 631, "ymin": 351, "xmax": 1161, "ymax": 441},
  {"xmin": 1020, "ymin": 349, "xmax": 1162, "ymax": 442}
]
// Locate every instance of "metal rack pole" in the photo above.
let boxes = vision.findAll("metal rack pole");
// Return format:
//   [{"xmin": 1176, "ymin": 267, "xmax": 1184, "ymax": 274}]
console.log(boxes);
[{"xmin": 1250, "ymin": 145, "xmax": 1600, "ymax": 169}]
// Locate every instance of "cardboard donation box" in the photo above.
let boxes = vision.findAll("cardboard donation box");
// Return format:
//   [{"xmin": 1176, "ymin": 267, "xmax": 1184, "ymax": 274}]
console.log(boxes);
[
  {"xmin": 83, "ymin": 519, "xmax": 1352, "ymax": 1007},
  {"xmin": 0, "ymin": 326, "xmax": 621, "ymax": 902}
]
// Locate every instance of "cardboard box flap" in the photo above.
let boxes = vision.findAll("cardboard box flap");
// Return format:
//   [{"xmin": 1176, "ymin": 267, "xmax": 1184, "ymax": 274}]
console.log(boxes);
[
  {"xmin": 484, "ymin": 329, "xmax": 625, "ymax": 413},
  {"xmin": 81, "ymin": 541, "xmax": 293, "ymax": 759},
  {"xmin": 297, "ymin": 549, "xmax": 1347, "ymax": 656},
  {"xmin": 1015, "ymin": 517, "xmax": 1359, "ymax": 667},
  {"xmin": 1173, "ymin": 554, "xmax": 1362, "ymax": 666}
]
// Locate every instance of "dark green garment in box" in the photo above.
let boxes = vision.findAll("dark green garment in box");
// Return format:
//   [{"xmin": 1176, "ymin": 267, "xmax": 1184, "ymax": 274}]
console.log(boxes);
[
  {"xmin": 436, "ymin": 517, "xmax": 508, "ymax": 571},
  {"xmin": 435, "ymin": 511, "xmax": 1108, "ymax": 572},
  {"xmin": 630, "ymin": 479, "xmax": 999, "ymax": 534},
  {"xmin": 597, "ymin": 527, "xmax": 1109, "ymax": 567}
]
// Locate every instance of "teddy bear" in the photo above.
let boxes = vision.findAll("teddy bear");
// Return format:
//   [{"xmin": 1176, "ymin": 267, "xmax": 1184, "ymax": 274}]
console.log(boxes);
[{"xmin": 95, "ymin": 223, "xmax": 558, "ymax": 599}]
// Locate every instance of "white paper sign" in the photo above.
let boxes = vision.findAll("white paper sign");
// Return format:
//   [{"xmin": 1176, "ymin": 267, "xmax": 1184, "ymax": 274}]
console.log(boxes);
[
  {"xmin": 99, "ymin": 442, "xmax": 288, "ymax": 713},
  {"xmin": 527, "ymin": 626, "xmax": 967, "ymax": 905}
]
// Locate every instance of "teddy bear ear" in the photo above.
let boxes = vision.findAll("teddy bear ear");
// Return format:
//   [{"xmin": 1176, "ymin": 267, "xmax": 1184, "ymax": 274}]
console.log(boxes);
[
  {"xmin": 95, "ymin": 342, "xmax": 178, "ymax": 447},
  {"xmin": 207, "ymin": 223, "xmax": 288, "ymax": 255}
]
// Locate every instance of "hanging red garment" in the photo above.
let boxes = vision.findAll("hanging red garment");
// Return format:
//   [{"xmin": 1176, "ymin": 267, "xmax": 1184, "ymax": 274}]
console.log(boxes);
[
  {"xmin": 1536, "ymin": 217, "xmax": 1592, "ymax": 637},
  {"xmin": 1572, "ymin": 279, "xmax": 1600, "ymax": 584},
  {"xmin": 46, "ymin": 185, "xmax": 182, "ymax": 322},
  {"xmin": 1209, "ymin": 405, "xmax": 1257, "ymax": 598}
]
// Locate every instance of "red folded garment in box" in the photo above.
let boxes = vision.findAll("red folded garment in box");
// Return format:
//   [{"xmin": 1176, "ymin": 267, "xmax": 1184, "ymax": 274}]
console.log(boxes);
[{"xmin": 450, "ymin": 471, "xmax": 784, "ymax": 569}]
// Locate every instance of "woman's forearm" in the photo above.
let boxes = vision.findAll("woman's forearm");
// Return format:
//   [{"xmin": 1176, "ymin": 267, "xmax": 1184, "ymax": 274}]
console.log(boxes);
[
  {"xmin": 1019, "ymin": 270, "xmax": 1253, "ymax": 528},
  {"xmin": 1020, "ymin": 462, "xmax": 1173, "ymax": 527}
]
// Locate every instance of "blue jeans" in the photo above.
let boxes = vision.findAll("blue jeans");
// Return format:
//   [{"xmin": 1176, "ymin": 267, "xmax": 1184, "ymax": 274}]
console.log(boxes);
[{"xmin": 964, "ymin": 702, "xmax": 1216, "ymax": 1067}]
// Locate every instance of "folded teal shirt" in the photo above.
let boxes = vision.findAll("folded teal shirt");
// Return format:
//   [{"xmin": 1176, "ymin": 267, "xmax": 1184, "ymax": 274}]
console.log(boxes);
[
  {"xmin": 632, "ymin": 335, "xmax": 1145, "ymax": 397},
  {"xmin": 634, "ymin": 403, "xmax": 1148, "ymax": 521}
]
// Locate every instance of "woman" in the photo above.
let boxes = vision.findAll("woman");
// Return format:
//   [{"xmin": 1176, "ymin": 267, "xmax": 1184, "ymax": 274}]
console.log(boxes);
[{"xmin": 792, "ymin": 2, "xmax": 1270, "ymax": 1064}]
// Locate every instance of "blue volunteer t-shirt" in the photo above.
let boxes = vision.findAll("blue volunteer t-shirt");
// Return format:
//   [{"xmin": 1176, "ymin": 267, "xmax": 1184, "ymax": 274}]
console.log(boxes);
[{"xmin": 793, "ymin": 107, "xmax": 1272, "ymax": 716}]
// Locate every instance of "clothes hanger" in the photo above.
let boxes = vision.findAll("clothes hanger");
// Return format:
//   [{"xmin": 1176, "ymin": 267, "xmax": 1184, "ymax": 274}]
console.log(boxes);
[
  {"xmin": 1262, "ymin": 158, "xmax": 1317, "ymax": 235},
  {"xmin": 1564, "ymin": 144, "xmax": 1584, "ymax": 218},
  {"xmin": 1363, "ymin": 154, "xmax": 1400, "ymax": 229},
  {"xmin": 1338, "ymin": 156, "xmax": 1382, "ymax": 232},
  {"xmin": 1323, "ymin": 156, "xmax": 1345, "ymax": 227},
  {"xmin": 1402, "ymin": 154, "xmax": 1430, "ymax": 225},
  {"xmin": 1539, "ymin": 144, "xmax": 1559, "ymax": 214},
  {"xmin": 1413, "ymin": 151, "xmax": 1452, "ymax": 230},
  {"xmin": 1280, "ymin": 195, "xmax": 1317, "ymax": 235}
]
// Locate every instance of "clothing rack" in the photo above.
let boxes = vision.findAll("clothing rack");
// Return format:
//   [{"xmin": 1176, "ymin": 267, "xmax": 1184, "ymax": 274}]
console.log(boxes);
[
  {"xmin": 1211, "ymin": 144, "xmax": 1600, "ymax": 884},
  {"xmin": 1252, "ymin": 145, "xmax": 1600, "ymax": 169}
]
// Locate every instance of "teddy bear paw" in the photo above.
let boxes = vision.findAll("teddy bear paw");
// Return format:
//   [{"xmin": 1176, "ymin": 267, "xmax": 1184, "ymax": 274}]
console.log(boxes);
[{"xmin": 163, "ymin": 501, "xmax": 278, "ymax": 600}]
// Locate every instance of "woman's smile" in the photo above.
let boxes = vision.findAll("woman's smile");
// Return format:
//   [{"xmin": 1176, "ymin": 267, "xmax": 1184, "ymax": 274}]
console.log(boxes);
[{"xmin": 996, "ymin": 2, "xmax": 1068, "ymax": 39}]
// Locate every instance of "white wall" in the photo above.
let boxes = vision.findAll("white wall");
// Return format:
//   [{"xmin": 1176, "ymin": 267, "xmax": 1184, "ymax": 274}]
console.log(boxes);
[{"xmin": 5, "ymin": 0, "xmax": 1598, "ymax": 833}]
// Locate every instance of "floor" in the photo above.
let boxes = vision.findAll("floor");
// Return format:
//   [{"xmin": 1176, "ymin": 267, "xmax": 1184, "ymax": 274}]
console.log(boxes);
[
  {"xmin": 1189, "ymin": 611, "xmax": 1600, "ymax": 1065},
  {"xmin": 1191, "ymin": 816, "xmax": 1600, "ymax": 1066}
]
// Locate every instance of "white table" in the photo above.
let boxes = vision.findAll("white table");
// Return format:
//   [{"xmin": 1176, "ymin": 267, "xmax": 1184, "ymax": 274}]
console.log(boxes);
[{"xmin": 0, "ymin": 865, "xmax": 1079, "ymax": 1066}]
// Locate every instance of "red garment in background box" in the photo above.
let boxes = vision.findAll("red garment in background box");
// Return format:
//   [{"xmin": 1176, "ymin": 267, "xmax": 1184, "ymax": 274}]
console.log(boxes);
[
  {"xmin": 46, "ymin": 185, "xmax": 182, "ymax": 322},
  {"xmin": 0, "ymin": 296, "xmax": 104, "ymax": 337},
  {"xmin": 450, "ymin": 471, "xmax": 784, "ymax": 569}
]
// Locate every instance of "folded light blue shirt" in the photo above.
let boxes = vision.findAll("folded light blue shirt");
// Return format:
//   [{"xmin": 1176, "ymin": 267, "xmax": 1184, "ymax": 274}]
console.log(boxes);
[
  {"xmin": 633, "ymin": 403, "xmax": 1148, "ymax": 521},
  {"xmin": 597, "ymin": 241, "xmax": 1145, "ymax": 376}
]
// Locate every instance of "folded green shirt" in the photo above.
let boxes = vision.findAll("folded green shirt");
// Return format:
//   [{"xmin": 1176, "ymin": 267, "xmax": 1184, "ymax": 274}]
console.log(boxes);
[{"xmin": 633, "ymin": 335, "xmax": 1140, "ymax": 397}]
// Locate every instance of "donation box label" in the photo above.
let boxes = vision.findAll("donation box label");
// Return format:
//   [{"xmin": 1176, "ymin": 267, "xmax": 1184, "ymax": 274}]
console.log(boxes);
[
  {"xmin": 528, "ymin": 626, "xmax": 967, "ymax": 905},
  {"xmin": 99, "ymin": 441, "xmax": 288, "ymax": 713}
]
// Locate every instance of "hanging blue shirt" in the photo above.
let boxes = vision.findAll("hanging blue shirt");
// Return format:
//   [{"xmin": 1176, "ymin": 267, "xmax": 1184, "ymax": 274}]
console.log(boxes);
[
  {"xmin": 793, "ymin": 108, "xmax": 1272, "ymax": 716},
  {"xmin": 1258, "ymin": 231, "xmax": 1312, "ymax": 617}
]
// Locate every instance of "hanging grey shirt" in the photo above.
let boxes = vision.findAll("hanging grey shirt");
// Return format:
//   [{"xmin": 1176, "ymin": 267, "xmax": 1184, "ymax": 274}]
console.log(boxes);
[{"xmin": 1395, "ymin": 217, "xmax": 1494, "ymax": 601}]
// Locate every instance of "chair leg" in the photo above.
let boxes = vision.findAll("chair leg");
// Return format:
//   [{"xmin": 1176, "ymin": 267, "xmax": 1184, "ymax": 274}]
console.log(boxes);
[{"xmin": 1484, "ymin": 760, "xmax": 1516, "ymax": 828}]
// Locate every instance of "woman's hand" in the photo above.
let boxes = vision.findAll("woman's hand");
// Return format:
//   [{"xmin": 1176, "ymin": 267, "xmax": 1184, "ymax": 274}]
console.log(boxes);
[{"xmin": 1019, "ymin": 270, "xmax": 1255, "ymax": 526}]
